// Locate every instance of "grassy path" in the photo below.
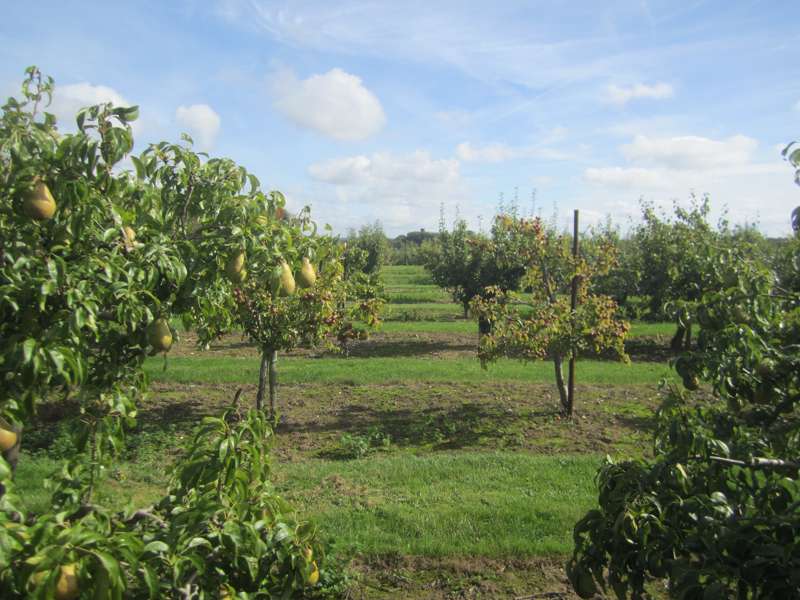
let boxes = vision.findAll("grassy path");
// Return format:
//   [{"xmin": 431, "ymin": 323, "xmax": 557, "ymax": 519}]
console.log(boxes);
[{"xmin": 145, "ymin": 355, "xmax": 672, "ymax": 385}]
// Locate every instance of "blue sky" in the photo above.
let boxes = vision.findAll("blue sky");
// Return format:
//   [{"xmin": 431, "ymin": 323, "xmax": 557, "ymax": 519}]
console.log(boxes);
[{"xmin": 2, "ymin": 1, "xmax": 799, "ymax": 236}]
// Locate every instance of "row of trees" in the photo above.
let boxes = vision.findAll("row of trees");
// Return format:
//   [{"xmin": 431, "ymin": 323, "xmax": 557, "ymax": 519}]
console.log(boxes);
[{"xmin": 0, "ymin": 67, "xmax": 379, "ymax": 597}]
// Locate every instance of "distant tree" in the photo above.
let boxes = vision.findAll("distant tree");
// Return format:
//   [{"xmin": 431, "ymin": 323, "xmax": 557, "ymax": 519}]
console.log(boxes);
[
  {"xmin": 584, "ymin": 220, "xmax": 642, "ymax": 316},
  {"xmin": 423, "ymin": 216, "xmax": 527, "ymax": 323},
  {"xmin": 346, "ymin": 221, "xmax": 389, "ymax": 274}
]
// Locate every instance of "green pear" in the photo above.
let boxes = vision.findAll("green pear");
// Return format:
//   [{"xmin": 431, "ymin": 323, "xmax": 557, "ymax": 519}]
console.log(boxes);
[
  {"xmin": 279, "ymin": 260, "xmax": 296, "ymax": 296},
  {"xmin": 146, "ymin": 318, "xmax": 173, "ymax": 352},
  {"xmin": 23, "ymin": 180, "xmax": 57, "ymax": 221},
  {"xmin": 297, "ymin": 257, "xmax": 317, "ymax": 288}
]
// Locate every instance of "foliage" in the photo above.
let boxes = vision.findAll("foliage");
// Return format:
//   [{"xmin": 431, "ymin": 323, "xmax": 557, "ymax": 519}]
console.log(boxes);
[
  {"xmin": 784, "ymin": 140, "xmax": 800, "ymax": 190},
  {"xmin": 423, "ymin": 216, "xmax": 528, "ymax": 320},
  {"xmin": 584, "ymin": 220, "xmax": 642, "ymax": 316},
  {"xmin": 471, "ymin": 215, "xmax": 628, "ymax": 415},
  {"xmin": 1, "ymin": 405, "xmax": 323, "ymax": 598},
  {"xmin": 632, "ymin": 197, "xmax": 769, "ymax": 350},
  {"xmin": 569, "ymin": 226, "xmax": 800, "ymax": 596},
  {"xmin": 0, "ymin": 67, "xmax": 330, "ymax": 597},
  {"xmin": 386, "ymin": 229, "xmax": 438, "ymax": 265},
  {"xmin": 344, "ymin": 221, "xmax": 388, "ymax": 275}
]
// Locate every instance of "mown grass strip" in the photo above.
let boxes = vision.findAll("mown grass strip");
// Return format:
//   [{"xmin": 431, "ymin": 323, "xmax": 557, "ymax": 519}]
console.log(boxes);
[
  {"xmin": 275, "ymin": 451, "xmax": 602, "ymax": 557},
  {"xmin": 146, "ymin": 356, "xmax": 672, "ymax": 385},
  {"xmin": 16, "ymin": 451, "xmax": 603, "ymax": 557},
  {"xmin": 378, "ymin": 320, "xmax": 675, "ymax": 338}
]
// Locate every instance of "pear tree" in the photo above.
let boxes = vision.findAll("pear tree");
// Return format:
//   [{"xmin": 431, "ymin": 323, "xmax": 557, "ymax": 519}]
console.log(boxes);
[
  {"xmin": 470, "ymin": 214, "xmax": 628, "ymax": 416},
  {"xmin": 0, "ymin": 68, "xmax": 328, "ymax": 598}
]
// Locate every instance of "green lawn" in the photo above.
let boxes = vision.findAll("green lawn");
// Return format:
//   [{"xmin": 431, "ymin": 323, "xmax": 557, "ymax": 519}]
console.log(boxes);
[
  {"xmin": 378, "ymin": 320, "xmax": 675, "ymax": 338},
  {"xmin": 14, "ymin": 450, "xmax": 601, "ymax": 558},
  {"xmin": 146, "ymin": 355, "xmax": 672, "ymax": 385},
  {"xmin": 276, "ymin": 452, "xmax": 601, "ymax": 557}
]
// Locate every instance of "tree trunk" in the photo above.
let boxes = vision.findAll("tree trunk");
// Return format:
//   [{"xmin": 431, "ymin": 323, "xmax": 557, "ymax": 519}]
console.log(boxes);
[
  {"xmin": 462, "ymin": 302, "xmax": 469, "ymax": 319},
  {"xmin": 553, "ymin": 355, "xmax": 569, "ymax": 416},
  {"xmin": 684, "ymin": 323, "xmax": 692, "ymax": 350},
  {"xmin": 670, "ymin": 325, "xmax": 686, "ymax": 352},
  {"xmin": 268, "ymin": 349, "xmax": 278, "ymax": 420},
  {"xmin": 256, "ymin": 350, "xmax": 269, "ymax": 411}
]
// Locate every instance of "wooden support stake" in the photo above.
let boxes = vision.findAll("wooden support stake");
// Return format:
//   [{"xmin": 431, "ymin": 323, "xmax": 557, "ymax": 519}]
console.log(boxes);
[{"xmin": 567, "ymin": 209, "xmax": 579, "ymax": 416}]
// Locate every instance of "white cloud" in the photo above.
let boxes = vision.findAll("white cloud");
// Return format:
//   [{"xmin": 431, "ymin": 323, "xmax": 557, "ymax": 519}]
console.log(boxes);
[
  {"xmin": 175, "ymin": 104, "xmax": 221, "ymax": 151},
  {"xmin": 456, "ymin": 141, "xmax": 571, "ymax": 163},
  {"xmin": 605, "ymin": 82, "xmax": 674, "ymax": 106},
  {"xmin": 310, "ymin": 150, "xmax": 459, "ymax": 185},
  {"xmin": 50, "ymin": 82, "xmax": 133, "ymax": 130},
  {"xmin": 622, "ymin": 134, "xmax": 757, "ymax": 169},
  {"xmin": 270, "ymin": 68, "xmax": 385, "ymax": 141},
  {"xmin": 308, "ymin": 150, "xmax": 464, "ymax": 230},
  {"xmin": 584, "ymin": 167, "xmax": 668, "ymax": 189}
]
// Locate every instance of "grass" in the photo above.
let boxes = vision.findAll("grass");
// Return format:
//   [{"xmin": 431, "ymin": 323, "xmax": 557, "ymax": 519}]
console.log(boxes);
[
  {"xmin": 275, "ymin": 452, "xmax": 601, "ymax": 557},
  {"xmin": 384, "ymin": 289, "xmax": 451, "ymax": 304},
  {"xmin": 377, "ymin": 320, "xmax": 675, "ymax": 338},
  {"xmin": 382, "ymin": 302, "xmax": 465, "ymax": 321},
  {"xmin": 14, "ymin": 450, "xmax": 601, "ymax": 558},
  {"xmin": 146, "ymin": 355, "xmax": 672, "ymax": 385}
]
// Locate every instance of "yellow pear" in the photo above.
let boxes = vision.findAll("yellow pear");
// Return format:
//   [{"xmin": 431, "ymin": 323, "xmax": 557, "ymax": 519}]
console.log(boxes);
[
  {"xmin": 0, "ymin": 427, "xmax": 17, "ymax": 452},
  {"xmin": 123, "ymin": 226, "xmax": 136, "ymax": 243},
  {"xmin": 279, "ymin": 261, "xmax": 296, "ymax": 296},
  {"xmin": 55, "ymin": 564, "xmax": 79, "ymax": 600},
  {"xmin": 23, "ymin": 180, "xmax": 57, "ymax": 221},
  {"xmin": 225, "ymin": 251, "xmax": 246, "ymax": 282},
  {"xmin": 308, "ymin": 561, "xmax": 320, "ymax": 586},
  {"xmin": 297, "ymin": 257, "xmax": 317, "ymax": 289},
  {"xmin": 146, "ymin": 318, "xmax": 173, "ymax": 352}
]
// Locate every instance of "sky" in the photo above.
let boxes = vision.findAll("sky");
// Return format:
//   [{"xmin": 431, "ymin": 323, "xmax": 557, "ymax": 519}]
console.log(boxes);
[{"xmin": 2, "ymin": 0, "xmax": 799, "ymax": 237}]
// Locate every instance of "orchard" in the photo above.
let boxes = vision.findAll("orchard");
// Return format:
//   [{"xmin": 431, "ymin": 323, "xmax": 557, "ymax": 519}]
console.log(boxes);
[{"xmin": 1, "ymin": 66, "xmax": 799, "ymax": 599}]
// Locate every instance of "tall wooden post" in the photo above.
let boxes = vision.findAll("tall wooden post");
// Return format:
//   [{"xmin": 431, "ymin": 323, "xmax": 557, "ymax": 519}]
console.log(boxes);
[{"xmin": 567, "ymin": 209, "xmax": 579, "ymax": 416}]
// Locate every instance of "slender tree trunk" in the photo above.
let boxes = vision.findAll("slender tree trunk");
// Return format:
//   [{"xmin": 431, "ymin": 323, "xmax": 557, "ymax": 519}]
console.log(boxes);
[
  {"xmin": 684, "ymin": 323, "xmax": 692, "ymax": 350},
  {"xmin": 462, "ymin": 301, "xmax": 469, "ymax": 319},
  {"xmin": 670, "ymin": 325, "xmax": 686, "ymax": 352},
  {"xmin": 554, "ymin": 355, "xmax": 569, "ymax": 415},
  {"xmin": 256, "ymin": 350, "xmax": 269, "ymax": 411},
  {"xmin": 268, "ymin": 349, "xmax": 278, "ymax": 420}
]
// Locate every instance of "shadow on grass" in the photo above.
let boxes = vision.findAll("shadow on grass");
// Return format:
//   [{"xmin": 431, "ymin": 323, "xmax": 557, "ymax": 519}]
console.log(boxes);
[
  {"xmin": 326, "ymin": 339, "xmax": 478, "ymax": 359},
  {"xmin": 284, "ymin": 401, "xmax": 528, "ymax": 455}
]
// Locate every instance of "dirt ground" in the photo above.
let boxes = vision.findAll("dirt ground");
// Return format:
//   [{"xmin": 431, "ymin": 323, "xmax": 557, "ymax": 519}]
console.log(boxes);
[{"xmin": 139, "ymin": 379, "xmax": 658, "ymax": 462}]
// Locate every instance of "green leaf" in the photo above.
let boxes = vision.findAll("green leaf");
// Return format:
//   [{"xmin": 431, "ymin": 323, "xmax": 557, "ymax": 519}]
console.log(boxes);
[
  {"xmin": 143, "ymin": 540, "xmax": 169, "ymax": 555},
  {"xmin": 90, "ymin": 549, "xmax": 121, "ymax": 584}
]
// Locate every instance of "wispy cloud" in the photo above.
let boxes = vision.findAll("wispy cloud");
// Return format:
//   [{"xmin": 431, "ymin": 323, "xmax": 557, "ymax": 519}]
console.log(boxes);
[
  {"xmin": 621, "ymin": 134, "xmax": 757, "ymax": 169},
  {"xmin": 456, "ymin": 141, "xmax": 571, "ymax": 163},
  {"xmin": 604, "ymin": 82, "xmax": 674, "ymax": 106},
  {"xmin": 270, "ymin": 67, "xmax": 385, "ymax": 141}
]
